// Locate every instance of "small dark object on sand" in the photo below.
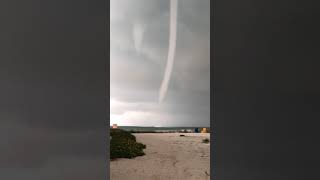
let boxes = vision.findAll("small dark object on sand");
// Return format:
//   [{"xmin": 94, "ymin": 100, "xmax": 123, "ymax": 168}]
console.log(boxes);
[
  {"xmin": 205, "ymin": 171, "xmax": 210, "ymax": 176},
  {"xmin": 202, "ymin": 138, "xmax": 210, "ymax": 143},
  {"xmin": 180, "ymin": 134, "xmax": 185, "ymax": 137}
]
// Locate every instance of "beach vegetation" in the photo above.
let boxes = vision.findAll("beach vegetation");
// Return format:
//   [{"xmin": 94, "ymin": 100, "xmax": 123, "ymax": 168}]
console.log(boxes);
[{"xmin": 110, "ymin": 129, "xmax": 146, "ymax": 159}]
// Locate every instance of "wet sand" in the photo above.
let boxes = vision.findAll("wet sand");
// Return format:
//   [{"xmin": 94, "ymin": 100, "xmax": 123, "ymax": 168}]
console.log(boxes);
[{"xmin": 110, "ymin": 133, "xmax": 210, "ymax": 180}]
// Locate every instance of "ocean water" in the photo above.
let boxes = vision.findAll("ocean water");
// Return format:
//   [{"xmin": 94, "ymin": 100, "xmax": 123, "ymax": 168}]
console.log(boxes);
[{"xmin": 111, "ymin": 126, "xmax": 210, "ymax": 132}]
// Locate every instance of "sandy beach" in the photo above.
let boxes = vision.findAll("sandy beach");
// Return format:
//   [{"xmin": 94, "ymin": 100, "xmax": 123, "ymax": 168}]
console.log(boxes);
[{"xmin": 110, "ymin": 133, "xmax": 210, "ymax": 180}]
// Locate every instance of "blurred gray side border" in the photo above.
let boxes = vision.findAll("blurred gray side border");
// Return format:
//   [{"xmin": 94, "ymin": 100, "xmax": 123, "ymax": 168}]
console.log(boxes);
[
  {"xmin": 210, "ymin": 0, "xmax": 216, "ymax": 179},
  {"xmin": 106, "ymin": 0, "xmax": 110, "ymax": 179}
]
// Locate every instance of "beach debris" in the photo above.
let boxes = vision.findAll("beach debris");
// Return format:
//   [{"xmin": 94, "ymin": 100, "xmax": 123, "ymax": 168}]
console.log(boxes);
[
  {"xmin": 202, "ymin": 138, "xmax": 210, "ymax": 144},
  {"xmin": 180, "ymin": 134, "xmax": 185, "ymax": 137}
]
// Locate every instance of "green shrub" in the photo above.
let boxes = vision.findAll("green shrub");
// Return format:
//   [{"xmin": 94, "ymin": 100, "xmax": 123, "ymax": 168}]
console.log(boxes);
[
  {"xmin": 111, "ymin": 129, "xmax": 136, "ymax": 141},
  {"xmin": 110, "ymin": 129, "xmax": 146, "ymax": 159}
]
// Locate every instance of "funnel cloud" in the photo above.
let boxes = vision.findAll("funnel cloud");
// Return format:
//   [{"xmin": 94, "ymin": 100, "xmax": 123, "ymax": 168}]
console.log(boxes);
[
  {"xmin": 159, "ymin": 0, "xmax": 178, "ymax": 103},
  {"xmin": 133, "ymin": 21, "xmax": 146, "ymax": 54}
]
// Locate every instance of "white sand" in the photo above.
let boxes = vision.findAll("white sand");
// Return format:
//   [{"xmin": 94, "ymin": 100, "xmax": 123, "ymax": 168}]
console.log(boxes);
[{"xmin": 110, "ymin": 133, "xmax": 210, "ymax": 180}]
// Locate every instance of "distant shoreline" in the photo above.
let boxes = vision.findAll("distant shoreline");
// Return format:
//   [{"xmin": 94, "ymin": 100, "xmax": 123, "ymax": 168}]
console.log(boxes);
[{"xmin": 110, "ymin": 126, "xmax": 211, "ymax": 133}]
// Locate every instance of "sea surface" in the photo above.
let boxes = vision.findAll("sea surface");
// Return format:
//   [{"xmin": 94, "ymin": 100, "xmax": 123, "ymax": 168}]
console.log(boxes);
[{"xmin": 112, "ymin": 126, "xmax": 210, "ymax": 132}]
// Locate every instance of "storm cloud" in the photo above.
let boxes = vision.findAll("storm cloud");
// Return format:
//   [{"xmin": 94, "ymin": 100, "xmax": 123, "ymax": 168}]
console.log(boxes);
[{"xmin": 110, "ymin": 0, "xmax": 210, "ymax": 126}]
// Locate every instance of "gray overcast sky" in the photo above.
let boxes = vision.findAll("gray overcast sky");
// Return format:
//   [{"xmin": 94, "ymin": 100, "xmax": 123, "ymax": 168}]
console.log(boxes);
[{"xmin": 110, "ymin": 0, "xmax": 210, "ymax": 127}]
